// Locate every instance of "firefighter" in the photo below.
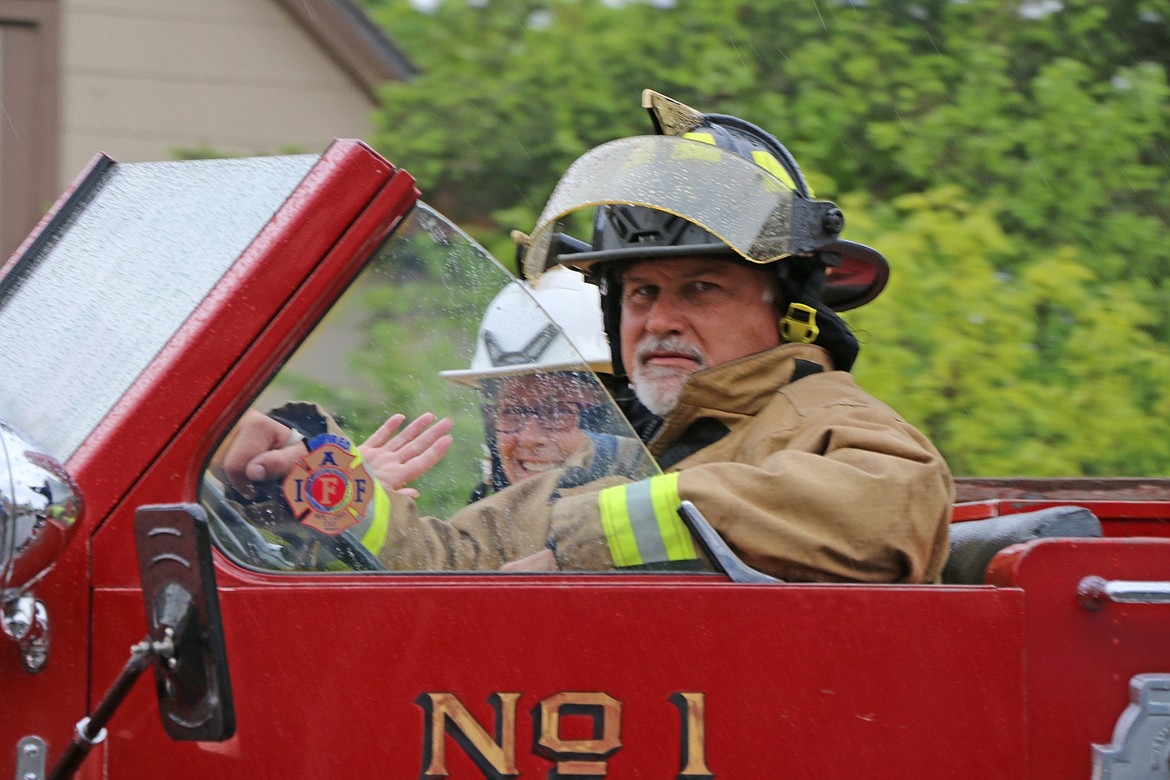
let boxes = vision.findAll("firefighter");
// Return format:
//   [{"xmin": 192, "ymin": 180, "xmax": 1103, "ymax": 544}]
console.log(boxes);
[
  {"xmin": 491, "ymin": 90, "xmax": 954, "ymax": 579},
  {"xmin": 244, "ymin": 267, "xmax": 631, "ymax": 505},
  {"xmin": 213, "ymin": 267, "xmax": 636, "ymax": 559},
  {"xmin": 221, "ymin": 91, "xmax": 953, "ymax": 582},
  {"xmin": 438, "ymin": 265, "xmax": 642, "ymax": 502}
]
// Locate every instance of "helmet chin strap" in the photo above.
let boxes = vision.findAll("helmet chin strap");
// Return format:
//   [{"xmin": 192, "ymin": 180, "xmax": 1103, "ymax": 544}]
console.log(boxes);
[
  {"xmin": 777, "ymin": 296, "xmax": 860, "ymax": 372},
  {"xmin": 780, "ymin": 303, "xmax": 820, "ymax": 344}
]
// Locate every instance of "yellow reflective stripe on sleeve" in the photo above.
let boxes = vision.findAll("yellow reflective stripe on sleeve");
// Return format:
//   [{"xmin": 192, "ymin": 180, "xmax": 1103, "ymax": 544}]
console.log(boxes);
[
  {"xmin": 682, "ymin": 132, "xmax": 716, "ymax": 145},
  {"xmin": 346, "ymin": 449, "xmax": 389, "ymax": 554},
  {"xmin": 359, "ymin": 482, "xmax": 390, "ymax": 554},
  {"xmin": 650, "ymin": 473, "xmax": 696, "ymax": 561},
  {"xmin": 599, "ymin": 484, "xmax": 642, "ymax": 567},
  {"xmin": 598, "ymin": 474, "xmax": 696, "ymax": 567}
]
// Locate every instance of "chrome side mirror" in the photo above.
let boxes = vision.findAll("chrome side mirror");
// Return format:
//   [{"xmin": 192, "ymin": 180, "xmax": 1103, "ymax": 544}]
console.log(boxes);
[{"xmin": 0, "ymin": 419, "xmax": 83, "ymax": 672}]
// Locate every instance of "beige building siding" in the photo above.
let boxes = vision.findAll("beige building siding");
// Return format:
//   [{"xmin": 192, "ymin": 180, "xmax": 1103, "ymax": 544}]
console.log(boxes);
[
  {"xmin": 60, "ymin": 0, "xmax": 380, "ymax": 182},
  {"xmin": 1, "ymin": 0, "xmax": 61, "ymax": 260}
]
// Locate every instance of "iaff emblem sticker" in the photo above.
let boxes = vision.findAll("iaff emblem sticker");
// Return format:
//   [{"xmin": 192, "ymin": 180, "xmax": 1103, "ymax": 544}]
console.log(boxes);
[{"xmin": 282, "ymin": 434, "xmax": 373, "ymax": 536}]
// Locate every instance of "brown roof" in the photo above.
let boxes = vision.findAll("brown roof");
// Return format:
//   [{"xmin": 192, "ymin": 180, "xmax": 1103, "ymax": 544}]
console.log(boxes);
[{"xmin": 275, "ymin": 0, "xmax": 418, "ymax": 100}]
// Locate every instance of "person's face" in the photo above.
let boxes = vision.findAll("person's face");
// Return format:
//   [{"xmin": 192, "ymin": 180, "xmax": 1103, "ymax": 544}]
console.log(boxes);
[
  {"xmin": 619, "ymin": 257, "xmax": 782, "ymax": 415},
  {"xmin": 489, "ymin": 374, "xmax": 596, "ymax": 485}
]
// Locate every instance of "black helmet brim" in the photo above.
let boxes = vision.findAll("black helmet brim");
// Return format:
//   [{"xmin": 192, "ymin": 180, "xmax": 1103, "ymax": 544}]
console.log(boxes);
[
  {"xmin": 555, "ymin": 236, "xmax": 889, "ymax": 312},
  {"xmin": 557, "ymin": 240, "xmax": 736, "ymax": 270},
  {"xmin": 819, "ymin": 239, "xmax": 890, "ymax": 312}
]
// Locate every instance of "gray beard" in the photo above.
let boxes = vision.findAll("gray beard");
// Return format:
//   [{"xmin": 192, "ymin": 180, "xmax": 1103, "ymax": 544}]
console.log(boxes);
[
  {"xmin": 630, "ymin": 335, "xmax": 707, "ymax": 417},
  {"xmin": 630, "ymin": 364, "xmax": 690, "ymax": 416}
]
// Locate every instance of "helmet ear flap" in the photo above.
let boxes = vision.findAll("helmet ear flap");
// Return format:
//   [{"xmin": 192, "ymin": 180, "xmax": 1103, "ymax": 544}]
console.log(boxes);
[
  {"xmin": 774, "ymin": 255, "xmax": 824, "ymax": 304},
  {"xmin": 596, "ymin": 269, "xmax": 627, "ymax": 376}
]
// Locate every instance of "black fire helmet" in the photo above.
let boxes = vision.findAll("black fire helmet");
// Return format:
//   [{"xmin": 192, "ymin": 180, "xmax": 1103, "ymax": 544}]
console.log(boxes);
[{"xmin": 521, "ymin": 90, "xmax": 890, "ymax": 374}]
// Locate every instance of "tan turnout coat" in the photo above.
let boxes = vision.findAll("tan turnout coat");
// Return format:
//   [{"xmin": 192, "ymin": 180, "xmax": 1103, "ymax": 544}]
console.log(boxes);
[{"xmin": 378, "ymin": 342, "xmax": 953, "ymax": 582}]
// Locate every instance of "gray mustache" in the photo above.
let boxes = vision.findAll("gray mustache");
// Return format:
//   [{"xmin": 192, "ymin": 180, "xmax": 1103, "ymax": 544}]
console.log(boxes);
[{"xmin": 633, "ymin": 336, "xmax": 705, "ymax": 367}]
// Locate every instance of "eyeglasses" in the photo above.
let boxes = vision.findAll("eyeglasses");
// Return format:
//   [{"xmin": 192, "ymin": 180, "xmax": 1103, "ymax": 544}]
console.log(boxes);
[{"xmin": 489, "ymin": 402, "xmax": 583, "ymax": 434}]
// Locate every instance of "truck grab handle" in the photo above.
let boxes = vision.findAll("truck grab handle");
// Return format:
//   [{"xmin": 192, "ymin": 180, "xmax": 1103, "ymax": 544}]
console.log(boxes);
[{"xmin": 1078, "ymin": 576, "xmax": 1170, "ymax": 610}]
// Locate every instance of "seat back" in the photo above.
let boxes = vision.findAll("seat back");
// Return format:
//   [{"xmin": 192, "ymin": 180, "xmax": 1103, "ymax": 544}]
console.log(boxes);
[{"xmin": 944, "ymin": 506, "xmax": 1103, "ymax": 584}]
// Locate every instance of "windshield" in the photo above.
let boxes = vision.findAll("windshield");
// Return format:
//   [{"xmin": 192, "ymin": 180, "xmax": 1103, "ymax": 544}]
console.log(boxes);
[
  {"xmin": 0, "ymin": 155, "xmax": 318, "ymax": 461},
  {"xmin": 204, "ymin": 203, "xmax": 709, "ymax": 575}
]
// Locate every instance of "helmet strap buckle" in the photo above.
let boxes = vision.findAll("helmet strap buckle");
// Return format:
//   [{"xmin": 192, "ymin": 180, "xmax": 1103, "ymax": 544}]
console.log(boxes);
[{"xmin": 780, "ymin": 303, "xmax": 820, "ymax": 344}]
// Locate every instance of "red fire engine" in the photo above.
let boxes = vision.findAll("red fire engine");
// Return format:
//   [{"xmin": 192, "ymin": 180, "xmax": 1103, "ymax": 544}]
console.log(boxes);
[{"xmin": 1, "ymin": 140, "xmax": 1169, "ymax": 779}]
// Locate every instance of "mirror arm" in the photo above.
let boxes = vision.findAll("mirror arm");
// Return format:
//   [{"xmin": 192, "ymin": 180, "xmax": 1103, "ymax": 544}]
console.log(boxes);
[{"xmin": 46, "ymin": 634, "xmax": 173, "ymax": 780}]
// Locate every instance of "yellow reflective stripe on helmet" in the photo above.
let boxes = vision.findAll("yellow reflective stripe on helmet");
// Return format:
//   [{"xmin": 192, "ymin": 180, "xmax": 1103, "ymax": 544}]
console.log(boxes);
[
  {"xmin": 619, "ymin": 138, "xmax": 658, "ymax": 171},
  {"xmin": 358, "ymin": 482, "xmax": 390, "ymax": 554},
  {"xmin": 598, "ymin": 473, "xmax": 696, "ymax": 567},
  {"xmin": 676, "ymin": 132, "xmax": 721, "ymax": 163},
  {"xmin": 751, "ymin": 150, "xmax": 802, "ymax": 194},
  {"xmin": 682, "ymin": 133, "xmax": 808, "ymax": 196}
]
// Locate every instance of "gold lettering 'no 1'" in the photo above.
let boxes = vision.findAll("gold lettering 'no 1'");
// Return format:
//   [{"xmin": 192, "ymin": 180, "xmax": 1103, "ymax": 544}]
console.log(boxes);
[{"xmin": 416, "ymin": 691, "xmax": 712, "ymax": 779}]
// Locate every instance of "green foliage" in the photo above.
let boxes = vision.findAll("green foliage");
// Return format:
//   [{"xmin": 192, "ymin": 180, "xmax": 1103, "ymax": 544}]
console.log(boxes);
[
  {"xmin": 359, "ymin": 0, "xmax": 1170, "ymax": 477},
  {"xmin": 843, "ymin": 187, "xmax": 1170, "ymax": 476}
]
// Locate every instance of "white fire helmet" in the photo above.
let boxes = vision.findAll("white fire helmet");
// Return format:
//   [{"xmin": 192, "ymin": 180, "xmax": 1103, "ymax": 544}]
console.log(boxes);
[{"xmin": 440, "ymin": 266, "xmax": 611, "ymax": 387}]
